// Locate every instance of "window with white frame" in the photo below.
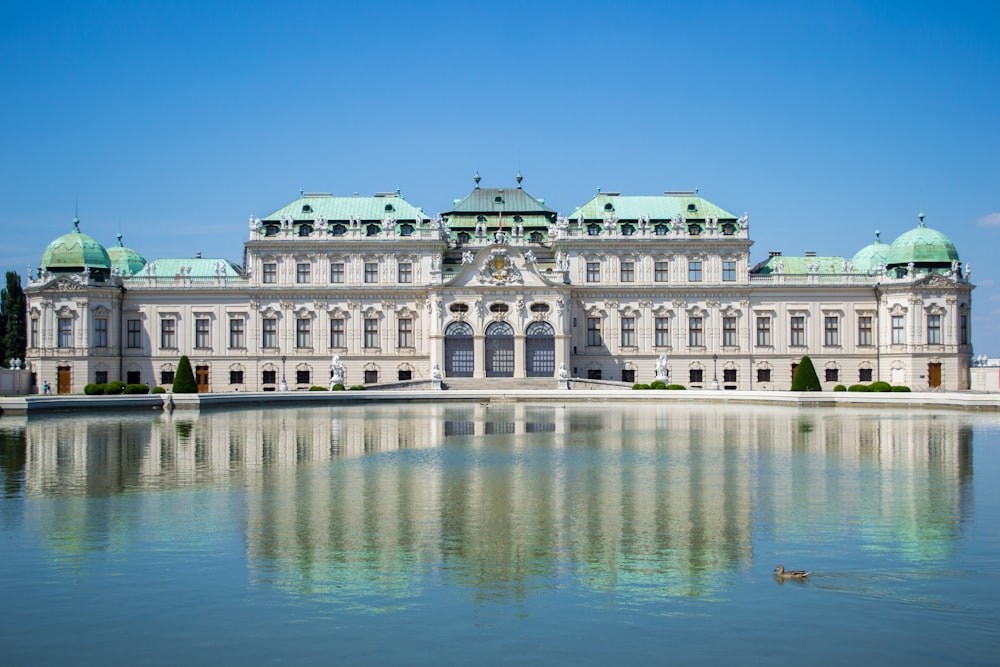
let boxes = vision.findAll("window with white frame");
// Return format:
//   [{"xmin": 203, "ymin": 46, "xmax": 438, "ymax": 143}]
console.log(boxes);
[
  {"xmin": 195, "ymin": 318, "xmax": 210, "ymax": 348},
  {"xmin": 262, "ymin": 318, "xmax": 277, "ymax": 348},
  {"xmin": 398, "ymin": 318, "xmax": 413, "ymax": 348},
  {"xmin": 857, "ymin": 316, "xmax": 873, "ymax": 346},
  {"xmin": 586, "ymin": 317, "xmax": 602, "ymax": 346},
  {"xmin": 926, "ymin": 314, "xmax": 941, "ymax": 344},
  {"xmin": 330, "ymin": 262, "xmax": 345, "ymax": 283},
  {"xmin": 654, "ymin": 261, "xmax": 669, "ymax": 282},
  {"xmin": 330, "ymin": 318, "xmax": 345, "ymax": 348},
  {"xmin": 620, "ymin": 316, "xmax": 636, "ymax": 347},
  {"xmin": 364, "ymin": 318, "xmax": 379, "ymax": 348},
  {"xmin": 688, "ymin": 317, "xmax": 704, "ymax": 347},
  {"xmin": 160, "ymin": 318, "xmax": 176, "ymax": 349},
  {"xmin": 824, "ymin": 316, "xmax": 839, "ymax": 347},
  {"xmin": 723, "ymin": 316, "xmax": 737, "ymax": 347},
  {"xmin": 722, "ymin": 260, "xmax": 736, "ymax": 282},
  {"xmin": 364, "ymin": 262, "xmax": 378, "ymax": 284},
  {"xmin": 688, "ymin": 260, "xmax": 702, "ymax": 282},
  {"xmin": 94, "ymin": 318, "xmax": 108, "ymax": 348},
  {"xmin": 756, "ymin": 316, "xmax": 771, "ymax": 347},
  {"xmin": 620, "ymin": 261, "xmax": 634, "ymax": 283},
  {"xmin": 229, "ymin": 318, "xmax": 244, "ymax": 349},
  {"xmin": 892, "ymin": 315, "xmax": 905, "ymax": 344},
  {"xmin": 127, "ymin": 319, "xmax": 143, "ymax": 349},
  {"xmin": 296, "ymin": 263, "xmax": 311, "ymax": 284},
  {"xmin": 586, "ymin": 262, "xmax": 600, "ymax": 283},
  {"xmin": 655, "ymin": 317, "xmax": 670, "ymax": 347},
  {"xmin": 58, "ymin": 318, "xmax": 73, "ymax": 348},
  {"xmin": 398, "ymin": 262, "xmax": 412, "ymax": 284},
  {"xmin": 296, "ymin": 318, "xmax": 311, "ymax": 349},
  {"xmin": 790, "ymin": 316, "xmax": 805, "ymax": 347},
  {"xmin": 262, "ymin": 263, "xmax": 277, "ymax": 284}
]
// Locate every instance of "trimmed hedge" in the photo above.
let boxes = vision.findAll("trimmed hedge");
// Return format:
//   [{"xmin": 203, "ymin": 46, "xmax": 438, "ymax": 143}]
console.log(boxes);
[
  {"xmin": 173, "ymin": 355, "xmax": 198, "ymax": 393},
  {"xmin": 649, "ymin": 380, "xmax": 667, "ymax": 390},
  {"xmin": 104, "ymin": 380, "xmax": 126, "ymax": 395},
  {"xmin": 891, "ymin": 385, "xmax": 911, "ymax": 392},
  {"xmin": 833, "ymin": 384, "xmax": 847, "ymax": 392},
  {"xmin": 632, "ymin": 383, "xmax": 651, "ymax": 390},
  {"xmin": 84, "ymin": 383, "xmax": 105, "ymax": 395},
  {"xmin": 151, "ymin": 386, "xmax": 166, "ymax": 394},
  {"xmin": 791, "ymin": 356, "xmax": 822, "ymax": 391},
  {"xmin": 331, "ymin": 383, "xmax": 345, "ymax": 391},
  {"xmin": 869, "ymin": 381, "xmax": 892, "ymax": 392},
  {"xmin": 666, "ymin": 384, "xmax": 687, "ymax": 390},
  {"xmin": 348, "ymin": 385, "xmax": 366, "ymax": 391},
  {"xmin": 848, "ymin": 384, "xmax": 871, "ymax": 392},
  {"xmin": 124, "ymin": 383, "xmax": 149, "ymax": 394},
  {"xmin": 309, "ymin": 386, "xmax": 328, "ymax": 391}
]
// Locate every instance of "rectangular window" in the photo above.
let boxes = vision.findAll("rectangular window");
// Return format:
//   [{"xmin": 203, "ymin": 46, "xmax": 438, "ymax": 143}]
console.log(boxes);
[
  {"xmin": 398, "ymin": 262, "xmax": 412, "ymax": 284},
  {"xmin": 858, "ymin": 316, "xmax": 873, "ymax": 346},
  {"xmin": 586, "ymin": 262, "xmax": 600, "ymax": 283},
  {"xmin": 296, "ymin": 318, "xmax": 311, "ymax": 349},
  {"xmin": 398, "ymin": 369, "xmax": 412, "ymax": 381},
  {"xmin": 586, "ymin": 317, "xmax": 602, "ymax": 347},
  {"xmin": 229, "ymin": 318, "xmax": 244, "ymax": 349},
  {"xmin": 330, "ymin": 318, "xmax": 345, "ymax": 348},
  {"xmin": 757, "ymin": 368, "xmax": 771, "ymax": 383},
  {"xmin": 690, "ymin": 369, "xmax": 704, "ymax": 384},
  {"xmin": 127, "ymin": 371, "xmax": 141, "ymax": 385},
  {"xmin": 688, "ymin": 317, "xmax": 704, "ymax": 347},
  {"xmin": 58, "ymin": 318, "xmax": 73, "ymax": 348},
  {"xmin": 655, "ymin": 317, "xmax": 670, "ymax": 347},
  {"xmin": 688, "ymin": 260, "xmax": 702, "ymax": 282},
  {"xmin": 620, "ymin": 261, "xmax": 634, "ymax": 283},
  {"xmin": 621, "ymin": 317, "xmax": 636, "ymax": 347},
  {"xmin": 790, "ymin": 316, "xmax": 805, "ymax": 347},
  {"xmin": 262, "ymin": 370, "xmax": 277, "ymax": 385},
  {"xmin": 859, "ymin": 368, "xmax": 873, "ymax": 382},
  {"xmin": 262, "ymin": 318, "xmax": 277, "ymax": 349},
  {"xmin": 756, "ymin": 316, "xmax": 771, "ymax": 347},
  {"xmin": 262, "ymin": 263, "xmax": 277, "ymax": 284},
  {"xmin": 160, "ymin": 319, "xmax": 176, "ymax": 349},
  {"xmin": 398, "ymin": 318, "xmax": 413, "ymax": 348},
  {"xmin": 824, "ymin": 316, "xmax": 839, "ymax": 347},
  {"xmin": 654, "ymin": 261, "xmax": 669, "ymax": 282},
  {"xmin": 94, "ymin": 318, "xmax": 108, "ymax": 348},
  {"xmin": 296, "ymin": 263, "xmax": 311, "ymax": 284},
  {"xmin": 825, "ymin": 368, "xmax": 839, "ymax": 382},
  {"xmin": 330, "ymin": 262, "xmax": 345, "ymax": 283},
  {"xmin": 892, "ymin": 315, "xmax": 905, "ymax": 345},
  {"xmin": 723, "ymin": 317, "xmax": 737, "ymax": 347},
  {"xmin": 30, "ymin": 318, "xmax": 39, "ymax": 348},
  {"xmin": 364, "ymin": 369, "xmax": 378, "ymax": 384},
  {"xmin": 229, "ymin": 370, "xmax": 244, "ymax": 385},
  {"xmin": 160, "ymin": 370, "xmax": 174, "ymax": 385},
  {"xmin": 926, "ymin": 314, "xmax": 941, "ymax": 344},
  {"xmin": 296, "ymin": 370, "xmax": 310, "ymax": 385},
  {"xmin": 364, "ymin": 318, "xmax": 379, "ymax": 348},
  {"xmin": 722, "ymin": 260, "xmax": 736, "ymax": 282},
  {"xmin": 960, "ymin": 315, "xmax": 968, "ymax": 345},
  {"xmin": 195, "ymin": 318, "xmax": 210, "ymax": 348},
  {"xmin": 364, "ymin": 262, "xmax": 379, "ymax": 284},
  {"xmin": 723, "ymin": 368, "xmax": 737, "ymax": 383},
  {"xmin": 95, "ymin": 370, "xmax": 108, "ymax": 384},
  {"xmin": 127, "ymin": 319, "xmax": 143, "ymax": 349},
  {"xmin": 587, "ymin": 369, "xmax": 602, "ymax": 380}
]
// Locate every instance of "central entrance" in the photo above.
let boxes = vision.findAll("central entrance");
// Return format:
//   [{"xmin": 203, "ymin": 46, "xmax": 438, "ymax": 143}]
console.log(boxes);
[
  {"xmin": 485, "ymin": 321, "xmax": 515, "ymax": 377},
  {"xmin": 444, "ymin": 322, "xmax": 474, "ymax": 377},
  {"xmin": 525, "ymin": 321, "xmax": 555, "ymax": 377}
]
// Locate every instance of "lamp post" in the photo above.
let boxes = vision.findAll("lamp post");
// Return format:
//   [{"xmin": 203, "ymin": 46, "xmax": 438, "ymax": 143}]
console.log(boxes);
[
  {"xmin": 711, "ymin": 354, "xmax": 720, "ymax": 390},
  {"xmin": 280, "ymin": 354, "xmax": 288, "ymax": 392}
]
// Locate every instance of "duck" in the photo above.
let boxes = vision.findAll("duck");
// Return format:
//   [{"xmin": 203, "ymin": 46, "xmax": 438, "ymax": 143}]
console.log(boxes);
[{"xmin": 773, "ymin": 565, "xmax": 810, "ymax": 579}]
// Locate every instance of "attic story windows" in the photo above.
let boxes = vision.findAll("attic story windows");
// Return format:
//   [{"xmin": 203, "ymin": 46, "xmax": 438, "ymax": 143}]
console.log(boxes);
[{"xmin": 302, "ymin": 204, "xmax": 313, "ymax": 213}]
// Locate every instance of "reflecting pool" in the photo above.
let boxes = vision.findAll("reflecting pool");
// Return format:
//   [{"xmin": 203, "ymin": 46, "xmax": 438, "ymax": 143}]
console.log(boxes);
[{"xmin": 1, "ymin": 402, "xmax": 999, "ymax": 666}]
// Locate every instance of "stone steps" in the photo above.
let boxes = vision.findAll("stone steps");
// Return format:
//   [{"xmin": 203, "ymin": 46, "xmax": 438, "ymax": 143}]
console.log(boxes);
[{"xmin": 441, "ymin": 377, "xmax": 558, "ymax": 391}]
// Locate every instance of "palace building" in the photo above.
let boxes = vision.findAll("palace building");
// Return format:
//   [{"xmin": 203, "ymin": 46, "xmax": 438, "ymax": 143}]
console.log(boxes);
[{"xmin": 24, "ymin": 176, "xmax": 974, "ymax": 393}]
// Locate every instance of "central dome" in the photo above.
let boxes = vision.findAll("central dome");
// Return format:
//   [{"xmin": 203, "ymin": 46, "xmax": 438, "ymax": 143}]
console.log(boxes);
[{"xmin": 40, "ymin": 218, "xmax": 112, "ymax": 272}]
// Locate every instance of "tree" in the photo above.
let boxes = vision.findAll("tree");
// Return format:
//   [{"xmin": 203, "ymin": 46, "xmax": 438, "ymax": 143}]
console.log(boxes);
[
  {"xmin": 172, "ymin": 355, "xmax": 198, "ymax": 393},
  {"xmin": 791, "ymin": 355, "xmax": 822, "ymax": 391},
  {"xmin": 0, "ymin": 271, "xmax": 26, "ymax": 366}
]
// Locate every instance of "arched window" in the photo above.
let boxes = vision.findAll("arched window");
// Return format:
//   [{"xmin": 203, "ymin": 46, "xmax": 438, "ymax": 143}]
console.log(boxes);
[{"xmin": 366, "ymin": 224, "xmax": 380, "ymax": 237}]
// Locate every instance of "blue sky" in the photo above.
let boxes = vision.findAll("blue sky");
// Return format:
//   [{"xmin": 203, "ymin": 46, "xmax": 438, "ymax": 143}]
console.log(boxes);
[{"xmin": 3, "ymin": 0, "xmax": 999, "ymax": 352}]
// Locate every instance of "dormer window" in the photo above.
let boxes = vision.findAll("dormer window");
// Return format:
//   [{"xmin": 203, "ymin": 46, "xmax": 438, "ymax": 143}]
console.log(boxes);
[
  {"xmin": 587, "ymin": 223, "xmax": 601, "ymax": 236},
  {"xmin": 494, "ymin": 196, "xmax": 503, "ymax": 204},
  {"xmin": 458, "ymin": 231, "xmax": 471, "ymax": 244},
  {"xmin": 621, "ymin": 224, "xmax": 635, "ymax": 236},
  {"xmin": 399, "ymin": 223, "xmax": 413, "ymax": 236},
  {"xmin": 366, "ymin": 224, "xmax": 380, "ymax": 237},
  {"xmin": 688, "ymin": 223, "xmax": 701, "ymax": 236},
  {"xmin": 302, "ymin": 204, "xmax": 313, "ymax": 213},
  {"xmin": 385, "ymin": 204, "xmax": 394, "ymax": 212},
  {"xmin": 264, "ymin": 225, "xmax": 279, "ymax": 237},
  {"xmin": 654, "ymin": 224, "xmax": 668, "ymax": 236},
  {"xmin": 604, "ymin": 203, "xmax": 614, "ymax": 211},
  {"xmin": 687, "ymin": 203, "xmax": 697, "ymax": 212},
  {"xmin": 298, "ymin": 225, "xmax": 312, "ymax": 237},
  {"xmin": 529, "ymin": 231, "xmax": 543, "ymax": 243},
  {"xmin": 721, "ymin": 223, "xmax": 736, "ymax": 236},
  {"xmin": 513, "ymin": 215, "xmax": 523, "ymax": 223},
  {"xmin": 331, "ymin": 224, "xmax": 346, "ymax": 236}
]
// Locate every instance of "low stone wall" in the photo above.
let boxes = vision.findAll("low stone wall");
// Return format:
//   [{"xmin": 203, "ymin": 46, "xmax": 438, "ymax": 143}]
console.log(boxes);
[
  {"xmin": 0, "ymin": 369, "xmax": 33, "ymax": 396},
  {"xmin": 971, "ymin": 366, "xmax": 1000, "ymax": 392}
]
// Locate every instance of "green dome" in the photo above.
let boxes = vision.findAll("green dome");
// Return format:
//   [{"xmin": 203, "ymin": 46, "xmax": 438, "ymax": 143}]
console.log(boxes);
[
  {"xmin": 107, "ymin": 233, "xmax": 147, "ymax": 276},
  {"xmin": 886, "ymin": 215, "xmax": 959, "ymax": 268},
  {"xmin": 851, "ymin": 230, "xmax": 889, "ymax": 274},
  {"xmin": 40, "ymin": 218, "xmax": 112, "ymax": 271}
]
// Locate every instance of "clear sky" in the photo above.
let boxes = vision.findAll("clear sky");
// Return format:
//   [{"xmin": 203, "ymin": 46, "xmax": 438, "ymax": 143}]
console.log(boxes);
[{"xmin": 3, "ymin": 0, "xmax": 998, "ymax": 352}]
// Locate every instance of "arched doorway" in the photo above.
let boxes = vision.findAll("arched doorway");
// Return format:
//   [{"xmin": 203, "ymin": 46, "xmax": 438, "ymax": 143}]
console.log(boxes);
[
  {"xmin": 485, "ymin": 321, "xmax": 515, "ymax": 377},
  {"xmin": 444, "ymin": 322, "xmax": 474, "ymax": 377},
  {"xmin": 525, "ymin": 321, "xmax": 555, "ymax": 377}
]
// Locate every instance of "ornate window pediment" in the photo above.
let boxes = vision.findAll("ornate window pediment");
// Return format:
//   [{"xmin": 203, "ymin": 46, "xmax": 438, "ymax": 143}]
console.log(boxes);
[
  {"xmin": 888, "ymin": 303, "xmax": 908, "ymax": 316},
  {"xmin": 55, "ymin": 305, "xmax": 76, "ymax": 318},
  {"xmin": 260, "ymin": 306, "xmax": 281, "ymax": 319},
  {"xmin": 294, "ymin": 306, "xmax": 314, "ymax": 319}
]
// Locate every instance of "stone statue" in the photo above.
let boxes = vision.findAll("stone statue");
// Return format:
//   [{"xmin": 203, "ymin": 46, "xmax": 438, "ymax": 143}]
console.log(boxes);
[
  {"xmin": 558, "ymin": 362, "xmax": 570, "ymax": 390},
  {"xmin": 739, "ymin": 212, "xmax": 749, "ymax": 230},
  {"xmin": 431, "ymin": 363, "xmax": 441, "ymax": 381},
  {"xmin": 655, "ymin": 353, "xmax": 669, "ymax": 381},
  {"xmin": 330, "ymin": 354, "xmax": 346, "ymax": 388},
  {"xmin": 524, "ymin": 250, "xmax": 537, "ymax": 264},
  {"xmin": 462, "ymin": 250, "xmax": 475, "ymax": 265}
]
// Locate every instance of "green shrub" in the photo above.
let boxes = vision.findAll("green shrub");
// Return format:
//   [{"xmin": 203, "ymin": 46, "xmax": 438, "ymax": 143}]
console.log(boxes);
[
  {"xmin": 847, "ymin": 384, "xmax": 871, "ymax": 392},
  {"xmin": 309, "ymin": 386, "xmax": 328, "ymax": 391},
  {"xmin": 331, "ymin": 383, "xmax": 345, "ymax": 391},
  {"xmin": 649, "ymin": 380, "xmax": 667, "ymax": 390},
  {"xmin": 666, "ymin": 384, "xmax": 687, "ymax": 390},
  {"xmin": 173, "ymin": 355, "xmax": 198, "ymax": 393},
  {"xmin": 869, "ymin": 381, "xmax": 892, "ymax": 392},
  {"xmin": 124, "ymin": 383, "xmax": 149, "ymax": 394},
  {"xmin": 151, "ymin": 386, "xmax": 166, "ymax": 394},
  {"xmin": 833, "ymin": 384, "xmax": 847, "ymax": 392},
  {"xmin": 104, "ymin": 380, "xmax": 126, "ymax": 395},
  {"xmin": 791, "ymin": 356, "xmax": 822, "ymax": 391},
  {"xmin": 348, "ymin": 385, "xmax": 366, "ymax": 391},
  {"xmin": 84, "ymin": 383, "xmax": 103, "ymax": 395},
  {"xmin": 632, "ymin": 383, "xmax": 650, "ymax": 390},
  {"xmin": 891, "ymin": 385, "xmax": 911, "ymax": 392}
]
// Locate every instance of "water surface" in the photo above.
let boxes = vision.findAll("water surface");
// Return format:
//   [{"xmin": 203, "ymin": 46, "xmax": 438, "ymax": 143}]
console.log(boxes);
[{"xmin": 1, "ymin": 402, "xmax": 998, "ymax": 666}]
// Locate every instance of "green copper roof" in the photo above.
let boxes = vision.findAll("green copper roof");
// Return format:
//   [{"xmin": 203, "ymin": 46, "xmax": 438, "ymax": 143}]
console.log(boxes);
[
  {"xmin": 107, "ymin": 233, "xmax": 147, "ymax": 276},
  {"xmin": 262, "ymin": 193, "xmax": 427, "ymax": 222},
  {"xmin": 885, "ymin": 217, "xmax": 959, "ymax": 267},
  {"xmin": 40, "ymin": 218, "xmax": 112, "ymax": 270},
  {"xmin": 851, "ymin": 231, "xmax": 890, "ymax": 274},
  {"xmin": 568, "ymin": 192, "xmax": 738, "ymax": 221},
  {"xmin": 133, "ymin": 258, "xmax": 241, "ymax": 279},
  {"xmin": 752, "ymin": 255, "xmax": 849, "ymax": 275},
  {"xmin": 443, "ymin": 186, "xmax": 556, "ymax": 216}
]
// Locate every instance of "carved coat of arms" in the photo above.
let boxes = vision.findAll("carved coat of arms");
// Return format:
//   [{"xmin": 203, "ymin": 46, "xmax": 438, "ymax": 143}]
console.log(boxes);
[{"xmin": 478, "ymin": 249, "xmax": 522, "ymax": 285}]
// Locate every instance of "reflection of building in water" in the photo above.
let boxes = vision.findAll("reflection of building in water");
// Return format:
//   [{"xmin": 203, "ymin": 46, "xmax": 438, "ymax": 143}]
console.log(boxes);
[{"xmin": 9, "ymin": 405, "xmax": 974, "ymax": 599}]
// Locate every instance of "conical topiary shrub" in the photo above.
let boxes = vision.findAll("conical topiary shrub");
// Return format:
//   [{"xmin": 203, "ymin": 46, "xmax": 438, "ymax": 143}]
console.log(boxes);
[
  {"xmin": 172, "ymin": 355, "xmax": 198, "ymax": 393},
  {"xmin": 791, "ymin": 355, "xmax": 822, "ymax": 391}
]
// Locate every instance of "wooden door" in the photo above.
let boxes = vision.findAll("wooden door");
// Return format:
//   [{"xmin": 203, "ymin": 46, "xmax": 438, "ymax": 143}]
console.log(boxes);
[
  {"xmin": 57, "ymin": 366, "xmax": 71, "ymax": 394},
  {"xmin": 196, "ymin": 365, "xmax": 210, "ymax": 393},
  {"xmin": 928, "ymin": 362, "xmax": 942, "ymax": 388}
]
